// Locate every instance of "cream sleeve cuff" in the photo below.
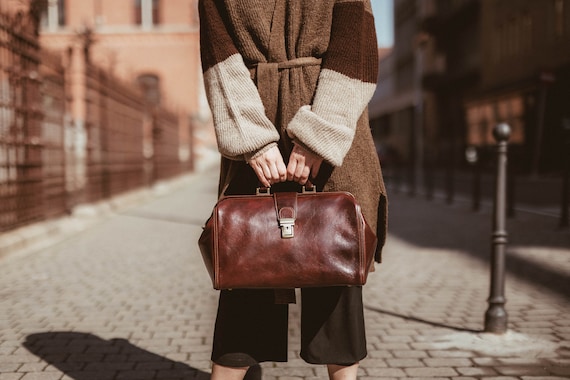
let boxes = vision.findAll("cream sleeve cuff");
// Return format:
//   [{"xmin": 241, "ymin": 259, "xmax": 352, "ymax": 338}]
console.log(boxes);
[{"xmin": 286, "ymin": 69, "xmax": 377, "ymax": 166}]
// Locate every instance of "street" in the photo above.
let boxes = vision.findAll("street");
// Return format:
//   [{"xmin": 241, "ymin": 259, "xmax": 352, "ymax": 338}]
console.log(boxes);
[{"xmin": 1, "ymin": 164, "xmax": 569, "ymax": 379}]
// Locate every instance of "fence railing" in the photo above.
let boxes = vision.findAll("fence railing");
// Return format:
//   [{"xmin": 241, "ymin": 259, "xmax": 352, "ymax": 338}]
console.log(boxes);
[
  {"xmin": 0, "ymin": 9, "xmax": 194, "ymax": 233},
  {"xmin": 0, "ymin": 12, "xmax": 45, "ymax": 231},
  {"xmin": 39, "ymin": 49, "xmax": 67, "ymax": 220},
  {"xmin": 83, "ymin": 64, "xmax": 148, "ymax": 205}
]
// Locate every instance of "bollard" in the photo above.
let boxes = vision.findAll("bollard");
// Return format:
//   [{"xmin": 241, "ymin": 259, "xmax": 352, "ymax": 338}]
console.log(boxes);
[
  {"xmin": 560, "ymin": 118, "xmax": 570, "ymax": 228},
  {"xmin": 484, "ymin": 123, "xmax": 510, "ymax": 334},
  {"xmin": 465, "ymin": 146, "xmax": 480, "ymax": 212}
]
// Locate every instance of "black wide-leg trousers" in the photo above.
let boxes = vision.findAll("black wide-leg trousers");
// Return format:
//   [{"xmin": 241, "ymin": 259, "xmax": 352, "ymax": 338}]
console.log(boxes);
[{"xmin": 211, "ymin": 286, "xmax": 367, "ymax": 367}]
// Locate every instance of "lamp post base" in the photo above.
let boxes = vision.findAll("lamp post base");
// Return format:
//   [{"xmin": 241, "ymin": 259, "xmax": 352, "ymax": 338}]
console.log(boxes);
[{"xmin": 484, "ymin": 305, "xmax": 508, "ymax": 334}]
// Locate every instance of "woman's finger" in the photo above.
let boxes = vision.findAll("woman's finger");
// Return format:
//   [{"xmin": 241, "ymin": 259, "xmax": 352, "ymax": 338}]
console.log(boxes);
[
  {"xmin": 252, "ymin": 163, "xmax": 271, "ymax": 187},
  {"xmin": 286, "ymin": 159, "xmax": 296, "ymax": 182},
  {"xmin": 298, "ymin": 165, "xmax": 311, "ymax": 185},
  {"xmin": 310, "ymin": 160, "xmax": 322, "ymax": 179},
  {"xmin": 269, "ymin": 161, "xmax": 287, "ymax": 183},
  {"xmin": 287, "ymin": 151, "xmax": 304, "ymax": 181}
]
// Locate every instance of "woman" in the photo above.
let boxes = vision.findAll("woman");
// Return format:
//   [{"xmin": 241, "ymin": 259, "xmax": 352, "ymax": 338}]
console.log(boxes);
[{"xmin": 199, "ymin": 1, "xmax": 387, "ymax": 379}]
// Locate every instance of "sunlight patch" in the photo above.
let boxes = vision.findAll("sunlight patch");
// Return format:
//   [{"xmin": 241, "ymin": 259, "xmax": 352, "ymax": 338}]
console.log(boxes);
[{"xmin": 417, "ymin": 331, "xmax": 563, "ymax": 357}]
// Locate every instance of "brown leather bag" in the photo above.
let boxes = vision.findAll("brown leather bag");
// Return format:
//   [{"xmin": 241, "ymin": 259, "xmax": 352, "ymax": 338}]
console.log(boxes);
[{"xmin": 198, "ymin": 188, "xmax": 377, "ymax": 289}]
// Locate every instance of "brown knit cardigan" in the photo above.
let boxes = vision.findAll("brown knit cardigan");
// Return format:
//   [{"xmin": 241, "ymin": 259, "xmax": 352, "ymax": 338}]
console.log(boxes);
[{"xmin": 199, "ymin": 0, "xmax": 387, "ymax": 266}]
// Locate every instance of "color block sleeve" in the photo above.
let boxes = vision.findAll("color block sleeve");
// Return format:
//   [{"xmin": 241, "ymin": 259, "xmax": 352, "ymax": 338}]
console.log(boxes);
[
  {"xmin": 286, "ymin": 0, "xmax": 378, "ymax": 167},
  {"xmin": 199, "ymin": 0, "xmax": 279, "ymax": 161}
]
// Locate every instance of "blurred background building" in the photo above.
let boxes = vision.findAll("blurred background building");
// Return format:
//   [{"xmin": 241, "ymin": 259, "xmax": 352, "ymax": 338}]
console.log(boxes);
[
  {"xmin": 369, "ymin": 0, "xmax": 570, "ymax": 207},
  {"xmin": 39, "ymin": 0, "xmax": 207, "ymax": 118},
  {"xmin": 0, "ymin": 0, "xmax": 214, "ymax": 232},
  {"xmin": 37, "ymin": 0, "xmax": 215, "ymax": 166}
]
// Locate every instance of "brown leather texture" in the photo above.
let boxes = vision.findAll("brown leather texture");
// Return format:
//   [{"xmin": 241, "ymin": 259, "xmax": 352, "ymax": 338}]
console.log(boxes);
[{"xmin": 198, "ymin": 190, "xmax": 378, "ymax": 290}]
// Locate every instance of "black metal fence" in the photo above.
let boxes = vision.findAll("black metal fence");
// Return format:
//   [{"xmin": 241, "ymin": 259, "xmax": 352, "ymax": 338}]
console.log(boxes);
[{"xmin": 0, "ymin": 9, "xmax": 193, "ymax": 233}]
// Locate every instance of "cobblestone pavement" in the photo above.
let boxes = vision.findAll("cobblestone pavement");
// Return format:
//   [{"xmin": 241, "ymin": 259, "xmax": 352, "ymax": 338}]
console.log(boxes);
[{"xmin": 0, "ymin": 167, "xmax": 569, "ymax": 380}]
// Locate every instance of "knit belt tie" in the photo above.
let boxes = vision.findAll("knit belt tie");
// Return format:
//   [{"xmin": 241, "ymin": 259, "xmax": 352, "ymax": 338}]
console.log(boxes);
[
  {"xmin": 249, "ymin": 56, "xmax": 322, "ymax": 70},
  {"xmin": 250, "ymin": 57, "xmax": 322, "ymax": 124}
]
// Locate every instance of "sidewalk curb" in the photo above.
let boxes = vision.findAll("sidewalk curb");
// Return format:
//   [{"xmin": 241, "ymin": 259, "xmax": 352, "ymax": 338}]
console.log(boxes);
[{"xmin": 0, "ymin": 166, "xmax": 216, "ymax": 263}]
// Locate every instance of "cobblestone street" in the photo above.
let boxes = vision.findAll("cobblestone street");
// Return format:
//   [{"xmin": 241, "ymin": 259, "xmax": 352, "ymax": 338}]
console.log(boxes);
[{"xmin": 1, "ymin": 166, "xmax": 569, "ymax": 379}]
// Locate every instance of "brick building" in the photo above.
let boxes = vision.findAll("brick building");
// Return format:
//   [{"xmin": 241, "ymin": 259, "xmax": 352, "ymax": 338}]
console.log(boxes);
[
  {"xmin": 39, "ymin": 0, "xmax": 205, "ymax": 117},
  {"xmin": 38, "ymin": 0, "xmax": 215, "ymax": 169},
  {"xmin": 0, "ymin": 0, "xmax": 207, "ymax": 232}
]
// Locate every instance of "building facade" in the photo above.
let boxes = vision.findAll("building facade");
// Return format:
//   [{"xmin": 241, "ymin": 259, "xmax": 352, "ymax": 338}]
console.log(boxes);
[
  {"xmin": 369, "ymin": 0, "xmax": 444, "ymax": 194},
  {"xmin": 472, "ymin": 0, "xmax": 570, "ymax": 176},
  {"xmin": 39, "ymin": 0, "xmax": 205, "ymax": 119},
  {"xmin": 37, "ymin": 0, "xmax": 217, "ymax": 170},
  {"xmin": 370, "ymin": 0, "xmax": 570, "ymax": 204},
  {"xmin": 0, "ymin": 0, "xmax": 205, "ymax": 232}
]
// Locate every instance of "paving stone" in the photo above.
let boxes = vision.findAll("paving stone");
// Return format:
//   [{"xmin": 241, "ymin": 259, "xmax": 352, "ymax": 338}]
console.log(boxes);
[
  {"xmin": 495, "ymin": 366, "xmax": 552, "ymax": 376},
  {"xmin": 386, "ymin": 358, "xmax": 425, "ymax": 367},
  {"xmin": 366, "ymin": 350, "xmax": 394, "ymax": 359},
  {"xmin": 427, "ymin": 350, "xmax": 476, "ymax": 358},
  {"xmin": 549, "ymin": 366, "xmax": 570, "ymax": 376},
  {"xmin": 392, "ymin": 350, "xmax": 429, "ymax": 358},
  {"xmin": 115, "ymin": 370, "xmax": 157, "ymax": 379},
  {"xmin": 364, "ymin": 367, "xmax": 407, "ymax": 377},
  {"xmin": 20, "ymin": 374, "xmax": 62, "ymax": 380},
  {"xmin": 1, "ymin": 171, "xmax": 569, "ymax": 380},
  {"xmin": 405, "ymin": 367, "xmax": 459, "ymax": 377},
  {"xmin": 457, "ymin": 367, "xmax": 499, "ymax": 376},
  {"xmin": 373, "ymin": 342, "xmax": 411, "ymax": 350},
  {"xmin": 16, "ymin": 363, "xmax": 47, "ymax": 372},
  {"xmin": 0, "ymin": 356, "xmax": 40, "ymax": 364},
  {"xmin": 424, "ymin": 358, "xmax": 474, "ymax": 367},
  {"xmin": 0, "ymin": 375, "xmax": 24, "ymax": 380},
  {"xmin": 474, "ymin": 358, "xmax": 504, "ymax": 366},
  {"xmin": 0, "ymin": 364, "xmax": 21, "ymax": 373}
]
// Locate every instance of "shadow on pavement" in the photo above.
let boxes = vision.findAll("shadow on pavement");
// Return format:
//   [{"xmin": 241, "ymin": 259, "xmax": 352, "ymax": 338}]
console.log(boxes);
[
  {"xmin": 23, "ymin": 332, "xmax": 263, "ymax": 380},
  {"xmin": 386, "ymin": 193, "xmax": 570, "ymax": 301},
  {"xmin": 365, "ymin": 305, "xmax": 480, "ymax": 333},
  {"xmin": 23, "ymin": 332, "xmax": 210, "ymax": 379}
]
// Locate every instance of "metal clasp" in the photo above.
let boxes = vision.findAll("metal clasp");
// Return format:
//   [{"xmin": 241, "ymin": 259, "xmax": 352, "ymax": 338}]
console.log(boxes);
[{"xmin": 279, "ymin": 218, "xmax": 295, "ymax": 238}]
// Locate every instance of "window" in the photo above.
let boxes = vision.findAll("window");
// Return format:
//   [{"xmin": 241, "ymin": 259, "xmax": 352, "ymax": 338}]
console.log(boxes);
[
  {"xmin": 41, "ymin": 0, "xmax": 65, "ymax": 31},
  {"xmin": 57, "ymin": 0, "xmax": 65, "ymax": 26},
  {"xmin": 135, "ymin": 0, "xmax": 160, "ymax": 27},
  {"xmin": 134, "ymin": 0, "xmax": 141, "ymax": 24},
  {"xmin": 136, "ymin": 74, "xmax": 161, "ymax": 105}
]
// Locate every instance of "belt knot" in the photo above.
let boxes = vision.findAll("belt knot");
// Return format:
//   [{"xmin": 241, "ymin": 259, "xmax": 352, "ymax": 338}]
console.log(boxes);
[{"xmin": 250, "ymin": 57, "xmax": 322, "ymax": 124}]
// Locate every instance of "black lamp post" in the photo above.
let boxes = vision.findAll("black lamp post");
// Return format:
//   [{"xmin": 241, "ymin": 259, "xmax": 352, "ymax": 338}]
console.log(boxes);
[{"xmin": 484, "ymin": 123, "xmax": 510, "ymax": 334}]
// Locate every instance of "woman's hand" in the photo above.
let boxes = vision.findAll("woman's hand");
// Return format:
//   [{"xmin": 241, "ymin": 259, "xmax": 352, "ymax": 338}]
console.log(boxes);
[
  {"xmin": 287, "ymin": 144, "xmax": 323, "ymax": 185},
  {"xmin": 247, "ymin": 145, "xmax": 287, "ymax": 187}
]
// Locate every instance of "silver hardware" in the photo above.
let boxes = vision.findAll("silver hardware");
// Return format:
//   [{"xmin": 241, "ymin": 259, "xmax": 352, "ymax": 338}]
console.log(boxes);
[
  {"xmin": 279, "ymin": 218, "xmax": 295, "ymax": 238},
  {"xmin": 256, "ymin": 187, "xmax": 271, "ymax": 195},
  {"xmin": 302, "ymin": 185, "xmax": 316, "ymax": 193}
]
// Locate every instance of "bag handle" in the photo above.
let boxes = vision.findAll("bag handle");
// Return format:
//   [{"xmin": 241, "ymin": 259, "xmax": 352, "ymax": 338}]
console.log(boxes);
[{"xmin": 256, "ymin": 181, "xmax": 316, "ymax": 196}]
